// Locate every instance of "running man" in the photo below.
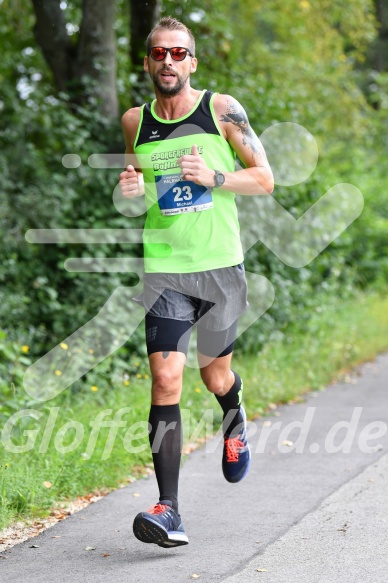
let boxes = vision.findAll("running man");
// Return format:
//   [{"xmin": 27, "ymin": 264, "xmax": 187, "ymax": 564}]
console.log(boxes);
[{"xmin": 119, "ymin": 16, "xmax": 274, "ymax": 548}]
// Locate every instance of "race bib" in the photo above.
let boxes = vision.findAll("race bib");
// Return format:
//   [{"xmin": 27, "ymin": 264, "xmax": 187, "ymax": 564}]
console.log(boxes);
[{"xmin": 156, "ymin": 173, "xmax": 213, "ymax": 216}]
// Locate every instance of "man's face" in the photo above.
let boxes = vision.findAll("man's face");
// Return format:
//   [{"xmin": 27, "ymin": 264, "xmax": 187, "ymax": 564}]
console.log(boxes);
[{"xmin": 144, "ymin": 29, "xmax": 197, "ymax": 96}]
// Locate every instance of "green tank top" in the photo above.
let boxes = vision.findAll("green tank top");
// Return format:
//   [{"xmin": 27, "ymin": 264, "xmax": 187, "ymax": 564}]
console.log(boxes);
[{"xmin": 134, "ymin": 89, "xmax": 244, "ymax": 273}]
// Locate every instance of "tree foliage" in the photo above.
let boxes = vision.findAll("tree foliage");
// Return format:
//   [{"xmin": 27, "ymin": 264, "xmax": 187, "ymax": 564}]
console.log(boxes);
[{"xmin": 0, "ymin": 0, "xmax": 387, "ymax": 364}]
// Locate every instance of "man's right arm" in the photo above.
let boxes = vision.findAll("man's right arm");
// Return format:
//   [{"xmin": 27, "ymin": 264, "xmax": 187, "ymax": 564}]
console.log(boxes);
[{"xmin": 120, "ymin": 107, "xmax": 145, "ymax": 198}]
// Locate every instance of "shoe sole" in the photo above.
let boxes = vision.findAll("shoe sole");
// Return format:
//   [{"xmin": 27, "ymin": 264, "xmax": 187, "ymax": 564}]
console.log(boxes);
[{"xmin": 133, "ymin": 514, "xmax": 189, "ymax": 547}]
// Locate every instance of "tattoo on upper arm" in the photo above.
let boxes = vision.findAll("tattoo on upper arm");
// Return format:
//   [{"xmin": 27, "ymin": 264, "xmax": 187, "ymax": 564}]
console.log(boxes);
[{"xmin": 220, "ymin": 99, "xmax": 261, "ymax": 155}]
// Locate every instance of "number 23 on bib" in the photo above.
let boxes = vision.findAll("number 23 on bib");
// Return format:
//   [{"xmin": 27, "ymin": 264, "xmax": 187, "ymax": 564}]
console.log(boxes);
[{"xmin": 156, "ymin": 173, "xmax": 213, "ymax": 216}]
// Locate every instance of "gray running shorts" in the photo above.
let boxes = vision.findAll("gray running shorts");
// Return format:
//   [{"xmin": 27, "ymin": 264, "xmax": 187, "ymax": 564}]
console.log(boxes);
[{"xmin": 133, "ymin": 263, "xmax": 248, "ymax": 332}]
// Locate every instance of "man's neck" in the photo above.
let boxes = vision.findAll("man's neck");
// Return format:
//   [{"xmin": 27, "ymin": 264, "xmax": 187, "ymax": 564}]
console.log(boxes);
[{"xmin": 153, "ymin": 87, "xmax": 201, "ymax": 120}]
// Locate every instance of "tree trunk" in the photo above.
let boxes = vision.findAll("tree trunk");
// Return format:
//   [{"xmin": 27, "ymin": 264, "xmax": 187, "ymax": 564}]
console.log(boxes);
[
  {"xmin": 374, "ymin": 0, "xmax": 388, "ymax": 72},
  {"xmin": 31, "ymin": 0, "xmax": 74, "ymax": 92},
  {"xmin": 130, "ymin": 0, "xmax": 161, "ymax": 67},
  {"xmin": 31, "ymin": 0, "xmax": 118, "ymax": 120},
  {"xmin": 129, "ymin": 0, "xmax": 161, "ymax": 105},
  {"xmin": 77, "ymin": 0, "xmax": 118, "ymax": 119}
]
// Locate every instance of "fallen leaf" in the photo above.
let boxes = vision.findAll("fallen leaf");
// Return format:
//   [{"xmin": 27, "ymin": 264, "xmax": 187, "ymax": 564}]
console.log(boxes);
[
  {"xmin": 0, "ymin": 492, "xmax": 112, "ymax": 553},
  {"xmin": 51, "ymin": 512, "xmax": 67, "ymax": 520},
  {"xmin": 43, "ymin": 481, "xmax": 53, "ymax": 489},
  {"xmin": 85, "ymin": 546, "xmax": 96, "ymax": 551},
  {"xmin": 133, "ymin": 493, "xmax": 141, "ymax": 497},
  {"xmin": 102, "ymin": 553, "xmax": 110, "ymax": 557},
  {"xmin": 281, "ymin": 440, "xmax": 293, "ymax": 447}
]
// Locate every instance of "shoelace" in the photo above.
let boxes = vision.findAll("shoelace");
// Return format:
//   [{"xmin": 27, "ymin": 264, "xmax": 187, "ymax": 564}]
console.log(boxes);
[
  {"xmin": 224, "ymin": 436, "xmax": 245, "ymax": 462},
  {"xmin": 147, "ymin": 503, "xmax": 169, "ymax": 515}
]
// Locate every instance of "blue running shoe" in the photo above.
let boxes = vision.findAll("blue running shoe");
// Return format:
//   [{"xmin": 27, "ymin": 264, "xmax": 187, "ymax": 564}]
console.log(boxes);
[
  {"xmin": 133, "ymin": 501, "xmax": 189, "ymax": 548},
  {"xmin": 222, "ymin": 405, "xmax": 251, "ymax": 483}
]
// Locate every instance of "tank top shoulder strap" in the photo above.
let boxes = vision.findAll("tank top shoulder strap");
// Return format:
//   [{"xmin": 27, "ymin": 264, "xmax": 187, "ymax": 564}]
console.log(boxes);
[
  {"xmin": 143, "ymin": 101, "xmax": 152, "ymax": 118},
  {"xmin": 199, "ymin": 90, "xmax": 214, "ymax": 112},
  {"xmin": 186, "ymin": 90, "xmax": 220, "ymax": 137}
]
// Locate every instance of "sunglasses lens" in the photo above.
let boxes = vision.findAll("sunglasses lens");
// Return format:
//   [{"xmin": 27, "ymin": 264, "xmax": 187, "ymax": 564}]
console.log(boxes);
[
  {"xmin": 151, "ymin": 47, "xmax": 167, "ymax": 61},
  {"xmin": 170, "ymin": 48, "xmax": 188, "ymax": 61},
  {"xmin": 150, "ymin": 47, "xmax": 190, "ymax": 61}
]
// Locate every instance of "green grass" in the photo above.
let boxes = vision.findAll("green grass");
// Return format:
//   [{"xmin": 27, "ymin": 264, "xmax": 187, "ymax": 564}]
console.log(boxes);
[
  {"xmin": 239, "ymin": 290, "xmax": 388, "ymax": 413},
  {"xmin": 1, "ymin": 290, "xmax": 388, "ymax": 531}
]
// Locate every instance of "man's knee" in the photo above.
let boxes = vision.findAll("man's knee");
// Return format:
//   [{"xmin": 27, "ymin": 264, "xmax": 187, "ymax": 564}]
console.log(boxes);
[
  {"xmin": 200, "ymin": 369, "xmax": 230, "ymax": 396},
  {"xmin": 151, "ymin": 368, "xmax": 182, "ymax": 402}
]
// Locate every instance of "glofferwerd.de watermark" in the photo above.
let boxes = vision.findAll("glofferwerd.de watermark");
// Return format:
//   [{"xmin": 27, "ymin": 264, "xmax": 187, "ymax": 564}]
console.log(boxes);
[{"xmin": 1, "ymin": 406, "xmax": 385, "ymax": 460}]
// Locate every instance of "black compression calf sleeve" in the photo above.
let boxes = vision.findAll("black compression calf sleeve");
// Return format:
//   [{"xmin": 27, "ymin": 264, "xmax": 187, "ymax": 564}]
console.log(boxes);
[
  {"xmin": 215, "ymin": 371, "xmax": 244, "ymax": 437},
  {"xmin": 148, "ymin": 404, "xmax": 182, "ymax": 514}
]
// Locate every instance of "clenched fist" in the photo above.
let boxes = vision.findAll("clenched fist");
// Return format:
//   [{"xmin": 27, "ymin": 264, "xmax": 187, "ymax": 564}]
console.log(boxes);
[
  {"xmin": 119, "ymin": 165, "xmax": 144, "ymax": 198},
  {"xmin": 177, "ymin": 144, "xmax": 215, "ymax": 187}
]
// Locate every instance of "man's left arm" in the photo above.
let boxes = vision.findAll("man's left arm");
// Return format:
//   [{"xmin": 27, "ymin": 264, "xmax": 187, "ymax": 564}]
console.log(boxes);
[{"xmin": 178, "ymin": 94, "xmax": 274, "ymax": 195}]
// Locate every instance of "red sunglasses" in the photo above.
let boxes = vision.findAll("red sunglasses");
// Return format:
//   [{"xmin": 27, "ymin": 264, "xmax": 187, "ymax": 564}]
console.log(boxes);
[{"xmin": 148, "ymin": 46, "xmax": 194, "ymax": 62}]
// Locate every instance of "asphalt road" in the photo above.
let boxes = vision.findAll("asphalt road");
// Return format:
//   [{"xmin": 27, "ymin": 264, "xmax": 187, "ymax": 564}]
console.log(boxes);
[{"xmin": 1, "ymin": 354, "xmax": 388, "ymax": 583}]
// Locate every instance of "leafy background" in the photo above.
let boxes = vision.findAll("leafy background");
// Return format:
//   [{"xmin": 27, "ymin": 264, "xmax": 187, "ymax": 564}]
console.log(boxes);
[
  {"xmin": 0, "ymin": 0, "xmax": 387, "ymax": 530},
  {"xmin": 1, "ymin": 0, "xmax": 386, "ymax": 355}
]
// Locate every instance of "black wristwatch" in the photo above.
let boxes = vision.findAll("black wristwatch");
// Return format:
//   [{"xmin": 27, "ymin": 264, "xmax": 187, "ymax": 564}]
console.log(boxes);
[{"xmin": 213, "ymin": 169, "xmax": 225, "ymax": 188}]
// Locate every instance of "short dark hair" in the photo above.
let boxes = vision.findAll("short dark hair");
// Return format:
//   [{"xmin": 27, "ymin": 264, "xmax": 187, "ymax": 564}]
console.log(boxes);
[{"xmin": 146, "ymin": 16, "xmax": 196, "ymax": 56}]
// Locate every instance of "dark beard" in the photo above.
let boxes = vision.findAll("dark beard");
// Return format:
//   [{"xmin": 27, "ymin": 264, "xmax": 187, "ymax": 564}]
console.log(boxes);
[{"xmin": 151, "ymin": 71, "xmax": 188, "ymax": 96}]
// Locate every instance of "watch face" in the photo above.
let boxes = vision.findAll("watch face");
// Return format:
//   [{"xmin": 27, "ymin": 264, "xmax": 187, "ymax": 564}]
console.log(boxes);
[{"xmin": 215, "ymin": 171, "xmax": 225, "ymax": 187}]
